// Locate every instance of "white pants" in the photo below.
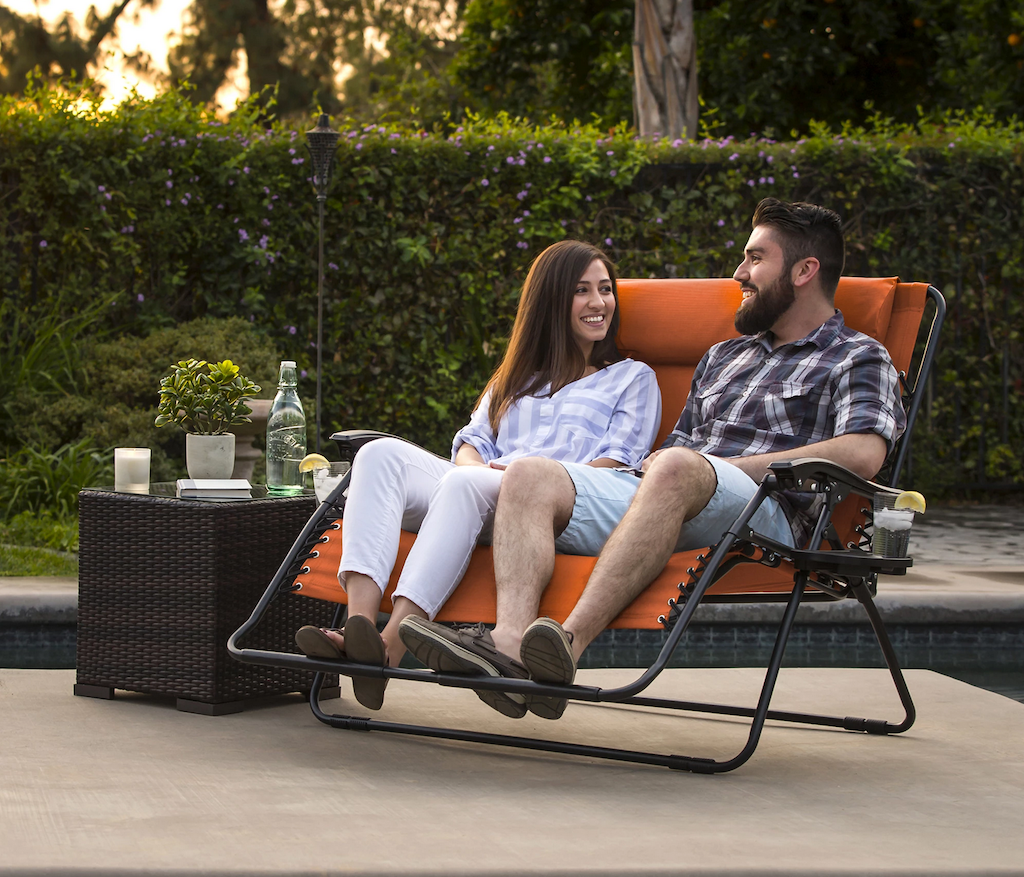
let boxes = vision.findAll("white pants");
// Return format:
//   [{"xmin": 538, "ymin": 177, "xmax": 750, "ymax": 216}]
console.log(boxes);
[{"xmin": 337, "ymin": 437, "xmax": 503, "ymax": 619}]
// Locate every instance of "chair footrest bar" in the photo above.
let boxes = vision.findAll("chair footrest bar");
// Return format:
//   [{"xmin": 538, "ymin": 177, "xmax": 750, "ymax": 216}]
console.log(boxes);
[{"xmin": 843, "ymin": 716, "xmax": 894, "ymax": 734}]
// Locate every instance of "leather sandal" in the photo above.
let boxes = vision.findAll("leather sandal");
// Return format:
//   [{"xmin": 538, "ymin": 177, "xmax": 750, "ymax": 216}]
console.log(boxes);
[
  {"xmin": 343, "ymin": 614, "xmax": 389, "ymax": 711},
  {"xmin": 295, "ymin": 625, "xmax": 345, "ymax": 660}
]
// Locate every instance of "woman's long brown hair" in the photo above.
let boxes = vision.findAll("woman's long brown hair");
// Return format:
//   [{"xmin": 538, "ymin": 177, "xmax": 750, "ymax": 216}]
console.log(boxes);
[{"xmin": 483, "ymin": 240, "xmax": 622, "ymax": 432}]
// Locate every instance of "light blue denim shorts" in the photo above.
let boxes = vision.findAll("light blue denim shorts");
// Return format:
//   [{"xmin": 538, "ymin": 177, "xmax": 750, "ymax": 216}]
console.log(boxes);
[{"xmin": 553, "ymin": 454, "xmax": 796, "ymax": 557}]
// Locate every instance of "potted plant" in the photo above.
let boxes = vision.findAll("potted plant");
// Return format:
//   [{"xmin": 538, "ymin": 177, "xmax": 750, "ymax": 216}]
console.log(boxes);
[{"xmin": 155, "ymin": 358, "xmax": 261, "ymax": 479}]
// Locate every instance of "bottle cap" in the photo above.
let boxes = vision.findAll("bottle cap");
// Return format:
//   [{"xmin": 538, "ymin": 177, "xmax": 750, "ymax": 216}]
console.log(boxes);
[{"xmin": 281, "ymin": 360, "xmax": 296, "ymax": 368}]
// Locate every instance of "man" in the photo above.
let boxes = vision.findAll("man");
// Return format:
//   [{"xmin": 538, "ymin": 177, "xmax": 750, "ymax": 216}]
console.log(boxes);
[{"xmin": 398, "ymin": 198, "xmax": 906, "ymax": 719}]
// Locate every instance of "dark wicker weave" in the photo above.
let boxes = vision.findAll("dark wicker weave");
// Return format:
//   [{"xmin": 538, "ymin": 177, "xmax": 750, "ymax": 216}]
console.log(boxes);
[{"xmin": 76, "ymin": 486, "xmax": 339, "ymax": 715}]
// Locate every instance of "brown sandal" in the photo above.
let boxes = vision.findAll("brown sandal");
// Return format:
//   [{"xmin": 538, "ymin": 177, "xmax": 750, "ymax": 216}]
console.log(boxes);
[
  {"xmin": 294, "ymin": 625, "xmax": 345, "ymax": 660},
  {"xmin": 343, "ymin": 615, "xmax": 389, "ymax": 710}
]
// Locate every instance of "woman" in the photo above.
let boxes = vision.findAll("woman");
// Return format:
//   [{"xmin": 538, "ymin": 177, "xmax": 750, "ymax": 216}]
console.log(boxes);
[{"xmin": 295, "ymin": 239, "xmax": 661, "ymax": 709}]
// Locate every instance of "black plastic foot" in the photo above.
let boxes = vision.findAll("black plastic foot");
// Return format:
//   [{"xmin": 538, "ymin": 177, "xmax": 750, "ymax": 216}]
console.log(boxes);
[{"xmin": 74, "ymin": 683, "xmax": 115, "ymax": 700}]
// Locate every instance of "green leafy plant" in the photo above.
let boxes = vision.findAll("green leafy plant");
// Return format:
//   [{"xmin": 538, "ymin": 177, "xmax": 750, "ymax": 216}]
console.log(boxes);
[
  {"xmin": 155, "ymin": 359, "xmax": 262, "ymax": 435},
  {"xmin": 1, "ymin": 440, "xmax": 112, "ymax": 521}
]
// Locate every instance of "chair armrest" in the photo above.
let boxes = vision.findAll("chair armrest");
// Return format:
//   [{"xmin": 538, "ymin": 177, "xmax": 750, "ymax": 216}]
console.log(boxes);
[
  {"xmin": 766, "ymin": 457, "xmax": 900, "ymax": 500},
  {"xmin": 329, "ymin": 429, "xmax": 400, "ymax": 461}
]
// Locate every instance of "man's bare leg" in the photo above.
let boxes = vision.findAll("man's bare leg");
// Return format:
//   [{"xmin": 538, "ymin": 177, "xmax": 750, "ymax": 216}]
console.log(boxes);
[
  {"xmin": 488, "ymin": 457, "xmax": 576, "ymax": 659},
  {"xmin": 562, "ymin": 448, "xmax": 717, "ymax": 659}
]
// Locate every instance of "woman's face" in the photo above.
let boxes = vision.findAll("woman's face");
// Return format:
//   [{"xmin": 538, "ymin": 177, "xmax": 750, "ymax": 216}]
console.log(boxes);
[{"xmin": 569, "ymin": 259, "xmax": 616, "ymax": 352}]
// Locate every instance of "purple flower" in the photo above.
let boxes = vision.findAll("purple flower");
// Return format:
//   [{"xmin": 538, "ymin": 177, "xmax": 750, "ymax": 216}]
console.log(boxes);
[
  {"xmin": 717, "ymin": 219, "xmax": 726, "ymax": 227},
  {"xmin": 98, "ymin": 185, "xmax": 105, "ymax": 192},
  {"xmin": 180, "ymin": 197, "xmax": 188, "ymax": 205},
  {"xmin": 355, "ymin": 143, "xmax": 363, "ymax": 151},
  {"xmin": 513, "ymin": 217, "xmax": 522, "ymax": 224},
  {"xmin": 519, "ymin": 228, "xmax": 525, "ymax": 234},
  {"xmin": 543, "ymin": 156, "xmax": 552, "ymax": 163},
  {"xmin": 605, "ymin": 237, "xmax": 613, "ymax": 246},
  {"xmin": 263, "ymin": 187, "xmax": 270, "ymax": 194},
  {"xmin": 300, "ymin": 369, "xmax": 308, "ymax": 378},
  {"xmin": 725, "ymin": 240, "xmax": 735, "ymax": 248},
  {"xmin": 793, "ymin": 172, "xmax": 800, "ymax": 178},
  {"xmin": 560, "ymin": 220, "xmax": 568, "ymax": 227},
  {"xmin": 291, "ymin": 158, "xmax": 304, "ymax": 165},
  {"xmin": 586, "ymin": 195, "xmax": 592, "ymax": 202},
  {"xmin": 288, "ymin": 148, "xmax": 296, "ymax": 155},
  {"xmin": 217, "ymin": 204, "xmax": 224, "ymax": 209},
  {"xmin": 607, "ymin": 150, "xmax": 614, "ymax": 156},
  {"xmin": 165, "ymin": 199, "xmax": 171, "ymax": 206},
  {"xmin": 610, "ymin": 170, "xmax": 617, "ymax": 177},
  {"xmin": 506, "ymin": 157, "xmax": 515, "ymax": 164},
  {"xmin": 729, "ymin": 153, "xmax": 739, "ymax": 161},
  {"xmin": 166, "ymin": 181, "xmax": 173, "ymax": 189},
  {"xmin": 516, "ymin": 241, "xmax": 528, "ymax": 249},
  {"xmin": 239, "ymin": 229, "xmax": 249, "ymax": 241},
  {"xmin": 656, "ymin": 217, "xmax": 663, "ymax": 224},
  {"xmin": 105, "ymin": 193, "xmax": 112, "ymax": 200},
  {"xmin": 517, "ymin": 159, "xmax": 525, "ymax": 166},
  {"xmin": 328, "ymin": 262, "xmax": 338, "ymax": 270},
  {"xmin": 391, "ymin": 148, "xmax": 397, "ymax": 154},
  {"xmin": 487, "ymin": 145, "xmax": 495, "ymax": 152},
  {"xmin": 525, "ymin": 182, "xmax": 532, "ymax": 189},
  {"xmin": 523, "ymin": 210, "xmax": 530, "ymax": 216},
  {"xmin": 229, "ymin": 179, "xmax": 235, "ymax": 185},
  {"xmin": 672, "ymin": 139, "xmax": 684, "ymax": 148},
  {"xmin": 259, "ymin": 235, "xmax": 269, "ymax": 249},
  {"xmin": 137, "ymin": 293, "xmax": 145, "ymax": 302},
  {"xmin": 288, "ymin": 325, "xmax": 297, "ymax": 335},
  {"xmin": 747, "ymin": 180, "xmax": 756, "ymax": 187},
  {"xmin": 167, "ymin": 169, "xmax": 173, "ymax": 175},
  {"xmin": 39, "ymin": 240, "xmax": 47, "ymax": 248},
  {"xmin": 766, "ymin": 155, "xmax": 774, "ymax": 163},
  {"xmin": 481, "ymin": 179, "xmax": 489, "ymax": 187},
  {"xmin": 767, "ymin": 176, "xmax": 775, "ymax": 184},
  {"xmin": 759, "ymin": 177, "xmax": 766, "ymax": 184},
  {"xmin": 516, "ymin": 190, "xmax": 527, "ymax": 200},
  {"xmin": 243, "ymin": 167, "xmax": 250, "ymax": 174}
]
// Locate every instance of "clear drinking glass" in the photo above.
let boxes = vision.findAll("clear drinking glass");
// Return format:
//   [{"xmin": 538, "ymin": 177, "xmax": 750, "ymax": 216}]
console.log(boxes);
[
  {"xmin": 872, "ymin": 493, "xmax": 915, "ymax": 557},
  {"xmin": 312, "ymin": 462, "xmax": 351, "ymax": 503}
]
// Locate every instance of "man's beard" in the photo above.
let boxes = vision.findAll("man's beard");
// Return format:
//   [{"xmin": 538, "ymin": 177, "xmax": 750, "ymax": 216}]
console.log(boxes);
[{"xmin": 734, "ymin": 271, "xmax": 796, "ymax": 335}]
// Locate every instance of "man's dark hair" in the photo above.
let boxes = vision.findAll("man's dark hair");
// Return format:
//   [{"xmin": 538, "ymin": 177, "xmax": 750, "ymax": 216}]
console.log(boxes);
[{"xmin": 751, "ymin": 198, "xmax": 845, "ymax": 298}]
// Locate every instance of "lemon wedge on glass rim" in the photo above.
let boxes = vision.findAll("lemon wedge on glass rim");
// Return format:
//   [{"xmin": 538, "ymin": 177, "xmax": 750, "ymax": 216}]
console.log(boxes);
[
  {"xmin": 894, "ymin": 490, "xmax": 926, "ymax": 514},
  {"xmin": 298, "ymin": 453, "xmax": 331, "ymax": 473}
]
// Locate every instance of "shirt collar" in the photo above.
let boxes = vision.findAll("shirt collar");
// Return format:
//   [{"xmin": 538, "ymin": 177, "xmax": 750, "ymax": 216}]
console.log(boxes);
[{"xmin": 753, "ymin": 310, "xmax": 845, "ymax": 352}]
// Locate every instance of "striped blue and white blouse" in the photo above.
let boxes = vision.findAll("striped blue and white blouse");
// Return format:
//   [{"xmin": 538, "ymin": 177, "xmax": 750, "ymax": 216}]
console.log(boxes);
[{"xmin": 451, "ymin": 359, "xmax": 661, "ymax": 469}]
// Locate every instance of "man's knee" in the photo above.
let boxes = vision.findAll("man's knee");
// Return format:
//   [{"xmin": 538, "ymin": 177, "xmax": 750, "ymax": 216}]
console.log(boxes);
[
  {"xmin": 643, "ymin": 448, "xmax": 716, "ymax": 498},
  {"xmin": 501, "ymin": 458, "xmax": 575, "ymax": 517}
]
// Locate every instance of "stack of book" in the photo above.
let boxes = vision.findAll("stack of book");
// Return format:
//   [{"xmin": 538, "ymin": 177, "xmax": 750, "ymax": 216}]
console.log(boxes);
[{"xmin": 175, "ymin": 479, "xmax": 253, "ymax": 501}]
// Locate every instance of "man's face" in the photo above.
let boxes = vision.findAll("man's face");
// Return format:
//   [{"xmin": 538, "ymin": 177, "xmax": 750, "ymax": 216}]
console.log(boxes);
[{"xmin": 732, "ymin": 225, "xmax": 796, "ymax": 335}]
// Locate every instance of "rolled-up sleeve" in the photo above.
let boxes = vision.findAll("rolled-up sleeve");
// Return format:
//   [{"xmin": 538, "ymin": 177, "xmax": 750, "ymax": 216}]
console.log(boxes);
[
  {"xmin": 451, "ymin": 390, "xmax": 499, "ymax": 462},
  {"xmin": 831, "ymin": 347, "xmax": 907, "ymax": 454},
  {"xmin": 589, "ymin": 365, "xmax": 662, "ymax": 466}
]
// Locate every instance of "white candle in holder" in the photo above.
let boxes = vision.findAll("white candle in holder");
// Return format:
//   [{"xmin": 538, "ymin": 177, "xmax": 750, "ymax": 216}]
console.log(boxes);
[{"xmin": 114, "ymin": 448, "xmax": 151, "ymax": 493}]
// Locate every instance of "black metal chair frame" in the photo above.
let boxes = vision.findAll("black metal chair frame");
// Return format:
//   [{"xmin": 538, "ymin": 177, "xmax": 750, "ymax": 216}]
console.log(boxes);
[{"xmin": 229, "ymin": 286, "xmax": 945, "ymax": 774}]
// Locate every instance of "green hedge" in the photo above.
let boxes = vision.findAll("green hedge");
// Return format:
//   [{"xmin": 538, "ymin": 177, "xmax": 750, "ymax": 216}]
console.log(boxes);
[{"xmin": 2, "ymin": 83, "xmax": 1022, "ymax": 495}]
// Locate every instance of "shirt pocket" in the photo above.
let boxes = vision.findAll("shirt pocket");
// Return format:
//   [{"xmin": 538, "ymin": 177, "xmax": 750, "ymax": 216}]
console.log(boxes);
[
  {"xmin": 761, "ymin": 381, "xmax": 822, "ymax": 437},
  {"xmin": 694, "ymin": 377, "xmax": 734, "ymax": 421}
]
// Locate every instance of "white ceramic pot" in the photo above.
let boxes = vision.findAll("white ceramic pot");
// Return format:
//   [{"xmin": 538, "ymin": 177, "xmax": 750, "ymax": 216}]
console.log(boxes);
[{"xmin": 185, "ymin": 433, "xmax": 236, "ymax": 480}]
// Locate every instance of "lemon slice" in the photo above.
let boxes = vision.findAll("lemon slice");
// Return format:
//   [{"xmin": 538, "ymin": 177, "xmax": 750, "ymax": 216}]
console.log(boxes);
[
  {"xmin": 298, "ymin": 453, "xmax": 331, "ymax": 473},
  {"xmin": 894, "ymin": 490, "xmax": 926, "ymax": 514}
]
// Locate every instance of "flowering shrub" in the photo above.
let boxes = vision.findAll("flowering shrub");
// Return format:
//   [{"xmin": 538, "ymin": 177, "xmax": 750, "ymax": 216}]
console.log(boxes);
[{"xmin": 1, "ymin": 81, "xmax": 1022, "ymax": 494}]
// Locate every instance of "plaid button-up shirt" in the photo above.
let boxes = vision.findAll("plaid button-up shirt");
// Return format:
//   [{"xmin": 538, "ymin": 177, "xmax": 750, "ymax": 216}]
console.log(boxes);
[{"xmin": 662, "ymin": 311, "xmax": 906, "ymax": 545}]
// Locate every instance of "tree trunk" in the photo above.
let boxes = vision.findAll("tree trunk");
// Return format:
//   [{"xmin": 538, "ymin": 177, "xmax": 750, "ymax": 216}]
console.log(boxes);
[{"xmin": 633, "ymin": 0, "xmax": 698, "ymax": 140}]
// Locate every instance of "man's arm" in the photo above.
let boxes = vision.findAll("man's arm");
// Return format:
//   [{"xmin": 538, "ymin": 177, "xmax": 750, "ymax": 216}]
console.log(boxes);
[{"xmin": 723, "ymin": 432, "xmax": 888, "ymax": 483}]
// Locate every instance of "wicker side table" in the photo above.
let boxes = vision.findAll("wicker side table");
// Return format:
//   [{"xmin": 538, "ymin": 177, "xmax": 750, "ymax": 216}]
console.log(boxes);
[{"xmin": 75, "ymin": 486, "xmax": 339, "ymax": 715}]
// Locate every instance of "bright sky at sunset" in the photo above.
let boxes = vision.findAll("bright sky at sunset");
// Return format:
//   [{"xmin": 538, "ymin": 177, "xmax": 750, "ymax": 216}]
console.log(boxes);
[{"xmin": 6, "ymin": 0, "xmax": 247, "ymax": 108}]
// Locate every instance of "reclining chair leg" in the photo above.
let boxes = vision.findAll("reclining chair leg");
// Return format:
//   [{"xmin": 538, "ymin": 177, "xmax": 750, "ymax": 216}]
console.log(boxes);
[{"xmin": 849, "ymin": 580, "xmax": 917, "ymax": 734}]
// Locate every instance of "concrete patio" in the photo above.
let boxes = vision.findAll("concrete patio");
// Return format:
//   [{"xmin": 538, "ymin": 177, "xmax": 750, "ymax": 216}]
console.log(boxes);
[
  {"xmin": 2, "ymin": 503, "xmax": 1023, "ymax": 875},
  {"xmin": 3, "ymin": 664, "xmax": 1024, "ymax": 876}
]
